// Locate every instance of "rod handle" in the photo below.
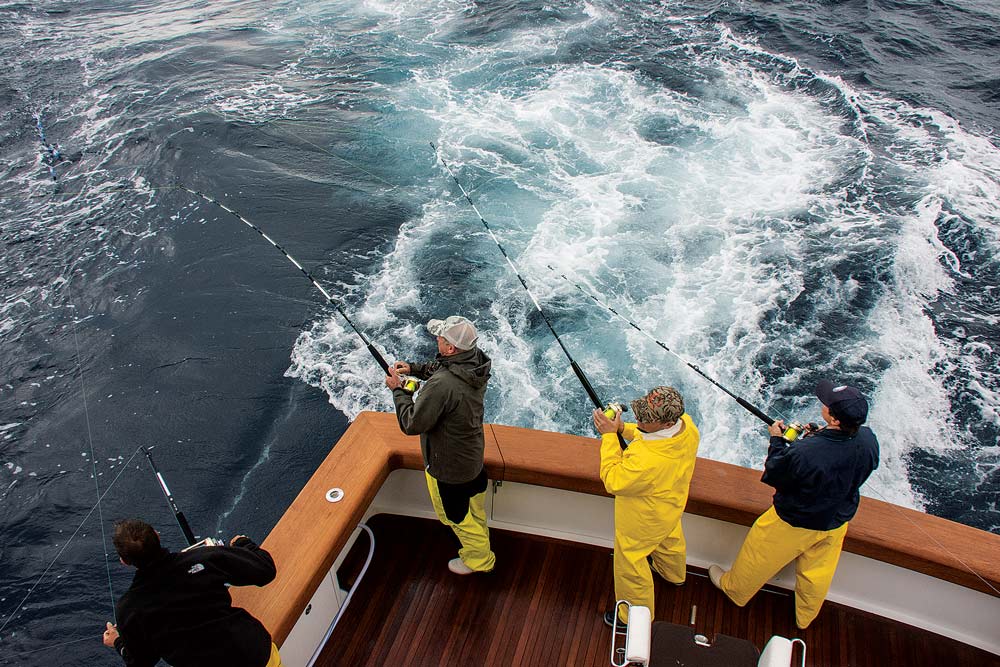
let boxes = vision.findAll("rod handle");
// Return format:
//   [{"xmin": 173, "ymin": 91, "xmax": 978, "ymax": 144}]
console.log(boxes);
[
  {"xmin": 616, "ymin": 432, "xmax": 628, "ymax": 451},
  {"xmin": 176, "ymin": 511, "xmax": 197, "ymax": 546},
  {"xmin": 736, "ymin": 396, "xmax": 775, "ymax": 426},
  {"xmin": 570, "ymin": 361, "xmax": 604, "ymax": 410},
  {"xmin": 368, "ymin": 344, "xmax": 390, "ymax": 373}
]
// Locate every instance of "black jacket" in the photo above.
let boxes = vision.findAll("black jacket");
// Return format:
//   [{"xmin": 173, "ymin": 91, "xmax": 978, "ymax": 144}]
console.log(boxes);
[
  {"xmin": 392, "ymin": 347, "xmax": 492, "ymax": 484},
  {"xmin": 113, "ymin": 537, "xmax": 275, "ymax": 667},
  {"xmin": 762, "ymin": 426, "xmax": 880, "ymax": 531}
]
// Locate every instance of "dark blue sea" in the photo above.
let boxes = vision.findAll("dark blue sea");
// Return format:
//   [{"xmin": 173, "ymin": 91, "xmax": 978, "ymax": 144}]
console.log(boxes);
[{"xmin": 1, "ymin": 1, "xmax": 998, "ymax": 663}]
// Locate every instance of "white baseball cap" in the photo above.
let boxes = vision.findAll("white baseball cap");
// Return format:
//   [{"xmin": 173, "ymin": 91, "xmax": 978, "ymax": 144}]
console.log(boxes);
[{"xmin": 426, "ymin": 315, "xmax": 478, "ymax": 350}]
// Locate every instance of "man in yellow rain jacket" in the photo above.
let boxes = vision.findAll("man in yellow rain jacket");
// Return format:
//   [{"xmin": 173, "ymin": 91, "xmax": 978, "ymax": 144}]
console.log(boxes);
[
  {"xmin": 708, "ymin": 380, "xmax": 879, "ymax": 629},
  {"xmin": 593, "ymin": 385, "xmax": 700, "ymax": 627}
]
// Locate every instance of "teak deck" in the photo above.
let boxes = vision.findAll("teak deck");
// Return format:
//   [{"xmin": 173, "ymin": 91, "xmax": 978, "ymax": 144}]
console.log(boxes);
[
  {"xmin": 316, "ymin": 514, "xmax": 1000, "ymax": 667},
  {"xmin": 230, "ymin": 412, "xmax": 1000, "ymax": 660}
]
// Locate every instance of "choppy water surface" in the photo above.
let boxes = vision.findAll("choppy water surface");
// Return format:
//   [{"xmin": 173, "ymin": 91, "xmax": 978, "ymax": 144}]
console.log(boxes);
[{"xmin": 1, "ymin": 1, "xmax": 998, "ymax": 663}]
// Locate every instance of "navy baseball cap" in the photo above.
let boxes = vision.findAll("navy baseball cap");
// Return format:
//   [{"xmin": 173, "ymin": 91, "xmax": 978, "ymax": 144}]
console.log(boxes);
[{"xmin": 815, "ymin": 380, "xmax": 869, "ymax": 424}]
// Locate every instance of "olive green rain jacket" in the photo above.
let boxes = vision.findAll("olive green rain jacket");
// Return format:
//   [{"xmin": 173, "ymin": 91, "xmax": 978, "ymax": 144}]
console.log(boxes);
[
  {"xmin": 600, "ymin": 415, "xmax": 701, "ymax": 538},
  {"xmin": 392, "ymin": 347, "xmax": 492, "ymax": 484}
]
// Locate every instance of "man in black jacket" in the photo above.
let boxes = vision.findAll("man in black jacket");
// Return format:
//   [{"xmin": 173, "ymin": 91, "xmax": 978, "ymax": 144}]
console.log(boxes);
[
  {"xmin": 101, "ymin": 518, "xmax": 281, "ymax": 667},
  {"xmin": 708, "ymin": 380, "xmax": 880, "ymax": 629},
  {"xmin": 386, "ymin": 315, "xmax": 495, "ymax": 575}
]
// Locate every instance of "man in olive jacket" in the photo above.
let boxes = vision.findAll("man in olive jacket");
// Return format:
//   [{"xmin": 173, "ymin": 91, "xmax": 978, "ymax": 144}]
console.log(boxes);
[{"xmin": 386, "ymin": 315, "xmax": 495, "ymax": 574}]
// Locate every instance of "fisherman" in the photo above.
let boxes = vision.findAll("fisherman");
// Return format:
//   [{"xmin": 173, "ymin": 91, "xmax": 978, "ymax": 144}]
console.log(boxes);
[
  {"xmin": 708, "ymin": 380, "xmax": 880, "ymax": 629},
  {"xmin": 592, "ymin": 386, "xmax": 701, "ymax": 627},
  {"xmin": 101, "ymin": 518, "xmax": 282, "ymax": 667},
  {"xmin": 386, "ymin": 315, "xmax": 495, "ymax": 575}
]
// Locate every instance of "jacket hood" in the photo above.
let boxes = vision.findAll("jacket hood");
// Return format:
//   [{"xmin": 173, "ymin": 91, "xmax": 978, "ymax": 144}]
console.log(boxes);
[{"xmin": 440, "ymin": 347, "xmax": 492, "ymax": 389}]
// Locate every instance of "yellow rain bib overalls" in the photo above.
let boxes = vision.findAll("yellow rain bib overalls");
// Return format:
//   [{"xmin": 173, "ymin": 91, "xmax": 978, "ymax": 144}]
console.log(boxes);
[
  {"xmin": 600, "ymin": 415, "xmax": 700, "ymax": 622},
  {"xmin": 717, "ymin": 425, "xmax": 878, "ymax": 629},
  {"xmin": 718, "ymin": 506, "xmax": 847, "ymax": 629}
]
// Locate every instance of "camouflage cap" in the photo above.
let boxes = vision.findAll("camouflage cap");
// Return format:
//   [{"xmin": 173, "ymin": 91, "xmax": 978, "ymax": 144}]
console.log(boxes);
[{"xmin": 630, "ymin": 386, "xmax": 685, "ymax": 424}]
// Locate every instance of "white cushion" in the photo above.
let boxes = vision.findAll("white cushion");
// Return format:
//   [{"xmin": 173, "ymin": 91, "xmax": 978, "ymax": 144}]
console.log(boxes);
[
  {"xmin": 625, "ymin": 605, "xmax": 652, "ymax": 664},
  {"xmin": 758, "ymin": 635, "xmax": 793, "ymax": 667}
]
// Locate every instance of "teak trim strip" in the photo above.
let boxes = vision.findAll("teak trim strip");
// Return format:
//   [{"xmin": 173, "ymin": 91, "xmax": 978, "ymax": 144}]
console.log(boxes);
[{"xmin": 231, "ymin": 412, "xmax": 1000, "ymax": 645}]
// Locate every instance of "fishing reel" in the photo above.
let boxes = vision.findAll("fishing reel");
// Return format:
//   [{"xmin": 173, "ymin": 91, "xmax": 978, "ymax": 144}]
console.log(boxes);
[
  {"xmin": 181, "ymin": 537, "xmax": 224, "ymax": 552},
  {"xmin": 402, "ymin": 376, "xmax": 420, "ymax": 394},
  {"xmin": 782, "ymin": 422, "xmax": 820, "ymax": 442},
  {"xmin": 603, "ymin": 403, "xmax": 629, "ymax": 419}
]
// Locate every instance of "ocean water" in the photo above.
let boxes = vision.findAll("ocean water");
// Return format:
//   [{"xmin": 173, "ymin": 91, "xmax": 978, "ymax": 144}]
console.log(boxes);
[{"xmin": 1, "ymin": 0, "xmax": 998, "ymax": 663}]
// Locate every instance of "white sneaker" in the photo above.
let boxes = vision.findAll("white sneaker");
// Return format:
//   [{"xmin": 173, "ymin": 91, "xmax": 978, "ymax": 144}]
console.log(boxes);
[
  {"xmin": 448, "ymin": 558, "xmax": 475, "ymax": 575},
  {"xmin": 708, "ymin": 564, "xmax": 726, "ymax": 590}
]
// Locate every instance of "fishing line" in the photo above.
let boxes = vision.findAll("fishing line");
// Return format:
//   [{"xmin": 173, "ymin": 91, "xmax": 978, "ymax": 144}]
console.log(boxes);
[
  {"xmin": 550, "ymin": 261, "xmax": 1000, "ymax": 590},
  {"xmin": 254, "ymin": 124, "xmax": 400, "ymax": 193},
  {"xmin": 541, "ymin": 262, "xmax": 999, "ymax": 588},
  {"xmin": 0, "ymin": 445, "xmax": 147, "ymax": 638},
  {"xmin": 67, "ymin": 289, "xmax": 117, "ymax": 623},
  {"xmin": 144, "ymin": 43, "xmax": 403, "ymax": 194},
  {"xmin": 548, "ymin": 265, "xmax": 999, "ymax": 591},
  {"xmin": 229, "ymin": 282, "xmax": 325, "ymax": 310},
  {"xmin": 430, "ymin": 142, "xmax": 628, "ymax": 449},
  {"xmin": 8, "ymin": 635, "xmax": 96, "ymax": 657},
  {"xmin": 863, "ymin": 473, "xmax": 1000, "ymax": 597},
  {"xmin": 545, "ymin": 264, "xmax": 778, "ymax": 427},
  {"xmin": 176, "ymin": 186, "xmax": 395, "ymax": 375},
  {"xmin": 7, "ymin": 180, "xmax": 401, "ymax": 639},
  {"xmin": 6, "ymin": 182, "xmax": 353, "ymax": 646}
]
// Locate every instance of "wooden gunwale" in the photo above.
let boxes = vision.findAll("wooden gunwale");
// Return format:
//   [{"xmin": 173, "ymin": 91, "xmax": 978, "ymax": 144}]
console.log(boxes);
[{"xmin": 231, "ymin": 411, "xmax": 1000, "ymax": 646}]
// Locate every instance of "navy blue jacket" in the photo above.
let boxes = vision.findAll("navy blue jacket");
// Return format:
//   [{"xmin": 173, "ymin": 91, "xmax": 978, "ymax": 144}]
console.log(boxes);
[
  {"xmin": 113, "ymin": 537, "xmax": 275, "ymax": 667},
  {"xmin": 762, "ymin": 427, "xmax": 880, "ymax": 531}
]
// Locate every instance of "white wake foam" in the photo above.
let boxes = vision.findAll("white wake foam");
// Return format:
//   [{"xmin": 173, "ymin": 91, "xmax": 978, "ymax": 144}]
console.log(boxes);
[{"xmin": 275, "ymin": 2, "xmax": 1000, "ymax": 512}]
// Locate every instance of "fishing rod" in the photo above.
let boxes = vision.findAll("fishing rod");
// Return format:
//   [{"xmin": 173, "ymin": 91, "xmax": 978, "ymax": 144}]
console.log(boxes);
[
  {"xmin": 545, "ymin": 264, "xmax": 777, "ymax": 427},
  {"xmin": 429, "ymin": 143, "xmax": 628, "ymax": 449},
  {"xmin": 176, "ymin": 186, "xmax": 419, "ymax": 390},
  {"xmin": 144, "ymin": 447, "xmax": 197, "ymax": 546}
]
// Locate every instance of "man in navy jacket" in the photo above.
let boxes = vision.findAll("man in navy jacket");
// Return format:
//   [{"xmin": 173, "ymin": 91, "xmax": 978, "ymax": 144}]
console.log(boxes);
[{"xmin": 709, "ymin": 380, "xmax": 880, "ymax": 629}]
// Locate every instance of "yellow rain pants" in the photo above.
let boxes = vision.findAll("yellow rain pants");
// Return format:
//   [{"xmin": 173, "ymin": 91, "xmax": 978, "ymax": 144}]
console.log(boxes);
[
  {"xmin": 719, "ymin": 505, "xmax": 849, "ymax": 629},
  {"xmin": 426, "ymin": 471, "xmax": 496, "ymax": 572},
  {"xmin": 600, "ymin": 415, "xmax": 700, "ymax": 622},
  {"xmin": 265, "ymin": 643, "xmax": 283, "ymax": 667}
]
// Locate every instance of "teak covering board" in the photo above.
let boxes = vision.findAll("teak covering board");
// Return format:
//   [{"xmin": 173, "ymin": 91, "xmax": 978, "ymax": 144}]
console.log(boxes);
[{"xmin": 231, "ymin": 411, "xmax": 1000, "ymax": 645}]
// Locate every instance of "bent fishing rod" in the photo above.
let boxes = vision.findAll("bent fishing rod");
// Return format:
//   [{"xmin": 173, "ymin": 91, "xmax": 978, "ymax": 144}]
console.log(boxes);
[
  {"xmin": 429, "ymin": 143, "xmax": 628, "ymax": 449},
  {"xmin": 144, "ymin": 447, "xmax": 233, "ymax": 549},
  {"xmin": 545, "ymin": 264, "xmax": 777, "ymax": 427},
  {"xmin": 143, "ymin": 447, "xmax": 197, "ymax": 546},
  {"xmin": 177, "ymin": 186, "xmax": 398, "ymax": 379}
]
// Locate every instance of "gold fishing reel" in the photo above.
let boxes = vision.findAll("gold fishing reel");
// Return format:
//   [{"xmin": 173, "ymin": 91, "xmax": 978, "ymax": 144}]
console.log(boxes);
[{"xmin": 603, "ymin": 402, "xmax": 627, "ymax": 419}]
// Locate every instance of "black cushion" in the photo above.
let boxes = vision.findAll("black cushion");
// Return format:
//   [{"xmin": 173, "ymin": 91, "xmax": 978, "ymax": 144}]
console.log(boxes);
[{"xmin": 647, "ymin": 621, "xmax": 760, "ymax": 666}]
